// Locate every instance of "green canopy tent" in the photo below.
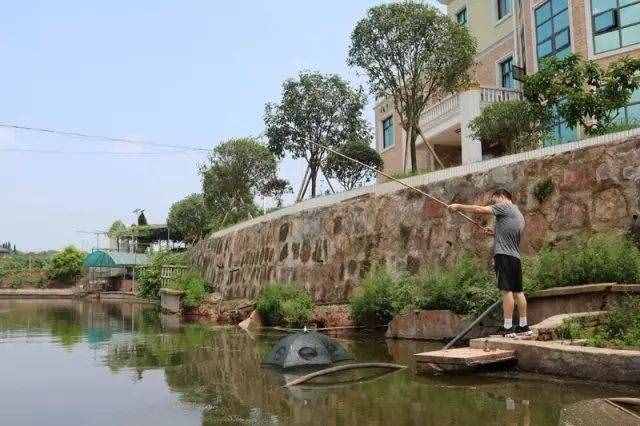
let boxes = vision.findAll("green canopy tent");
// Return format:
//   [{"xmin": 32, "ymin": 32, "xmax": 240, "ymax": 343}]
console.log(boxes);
[{"xmin": 84, "ymin": 250, "xmax": 150, "ymax": 292}]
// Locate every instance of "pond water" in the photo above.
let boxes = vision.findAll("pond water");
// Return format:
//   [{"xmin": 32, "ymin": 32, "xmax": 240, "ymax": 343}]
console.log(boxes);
[{"xmin": 0, "ymin": 299, "xmax": 635, "ymax": 425}]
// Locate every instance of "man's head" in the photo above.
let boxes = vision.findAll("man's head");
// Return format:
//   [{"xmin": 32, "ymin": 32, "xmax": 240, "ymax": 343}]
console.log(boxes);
[{"xmin": 491, "ymin": 188, "xmax": 513, "ymax": 204}]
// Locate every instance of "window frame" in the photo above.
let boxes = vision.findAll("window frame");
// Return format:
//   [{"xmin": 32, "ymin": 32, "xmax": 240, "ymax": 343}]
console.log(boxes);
[
  {"xmin": 456, "ymin": 7, "xmax": 467, "ymax": 26},
  {"xmin": 591, "ymin": 0, "xmax": 640, "ymax": 54},
  {"xmin": 534, "ymin": 0, "xmax": 572, "ymax": 63},
  {"xmin": 381, "ymin": 116, "xmax": 395, "ymax": 150},
  {"xmin": 497, "ymin": 0, "xmax": 512, "ymax": 21},
  {"xmin": 499, "ymin": 56, "xmax": 515, "ymax": 88}
]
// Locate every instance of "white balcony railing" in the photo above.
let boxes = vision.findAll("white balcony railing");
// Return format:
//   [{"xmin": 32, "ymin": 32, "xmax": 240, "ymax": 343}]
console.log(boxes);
[
  {"xmin": 421, "ymin": 93, "xmax": 460, "ymax": 126},
  {"xmin": 480, "ymin": 87, "xmax": 522, "ymax": 104}
]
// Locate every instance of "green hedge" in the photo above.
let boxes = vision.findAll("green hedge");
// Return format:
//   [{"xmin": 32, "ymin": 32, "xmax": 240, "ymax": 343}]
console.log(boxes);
[
  {"xmin": 255, "ymin": 283, "xmax": 313, "ymax": 328},
  {"xmin": 135, "ymin": 251, "xmax": 188, "ymax": 300}
]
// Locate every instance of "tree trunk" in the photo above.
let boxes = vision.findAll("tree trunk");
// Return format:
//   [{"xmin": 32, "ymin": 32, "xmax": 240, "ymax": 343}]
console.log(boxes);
[
  {"xmin": 409, "ymin": 126, "xmax": 418, "ymax": 173},
  {"xmin": 310, "ymin": 166, "xmax": 318, "ymax": 198},
  {"xmin": 416, "ymin": 126, "xmax": 445, "ymax": 169}
]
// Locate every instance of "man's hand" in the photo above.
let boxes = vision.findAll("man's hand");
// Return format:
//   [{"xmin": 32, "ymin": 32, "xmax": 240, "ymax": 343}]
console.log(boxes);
[
  {"xmin": 483, "ymin": 227, "xmax": 495, "ymax": 236},
  {"xmin": 448, "ymin": 203, "xmax": 462, "ymax": 211}
]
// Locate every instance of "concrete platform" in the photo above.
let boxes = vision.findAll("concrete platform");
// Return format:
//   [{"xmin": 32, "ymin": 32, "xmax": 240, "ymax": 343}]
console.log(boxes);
[
  {"xmin": 414, "ymin": 347, "xmax": 516, "ymax": 373},
  {"xmin": 470, "ymin": 337, "xmax": 640, "ymax": 384}
]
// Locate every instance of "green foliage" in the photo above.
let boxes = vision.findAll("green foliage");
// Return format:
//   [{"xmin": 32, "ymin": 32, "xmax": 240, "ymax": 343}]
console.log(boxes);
[
  {"xmin": 523, "ymin": 54, "xmax": 640, "ymax": 136},
  {"xmin": 108, "ymin": 220, "xmax": 127, "ymax": 237},
  {"xmin": 47, "ymin": 246, "xmax": 85, "ymax": 284},
  {"xmin": 167, "ymin": 193, "xmax": 210, "ymax": 243},
  {"xmin": 260, "ymin": 177, "xmax": 293, "ymax": 208},
  {"xmin": 265, "ymin": 71, "xmax": 370, "ymax": 197},
  {"xmin": 200, "ymin": 137, "xmax": 276, "ymax": 227},
  {"xmin": 348, "ymin": 2, "xmax": 476, "ymax": 172},
  {"xmin": 527, "ymin": 233, "xmax": 640, "ymax": 290},
  {"xmin": 558, "ymin": 297, "xmax": 640, "ymax": 349},
  {"xmin": 349, "ymin": 268, "xmax": 414, "ymax": 326},
  {"xmin": 172, "ymin": 271, "xmax": 208, "ymax": 309},
  {"xmin": 135, "ymin": 251, "xmax": 188, "ymax": 300},
  {"xmin": 323, "ymin": 140, "xmax": 384, "ymax": 190},
  {"xmin": 469, "ymin": 100, "xmax": 551, "ymax": 155},
  {"xmin": 255, "ymin": 282, "xmax": 314, "ymax": 328},
  {"xmin": 532, "ymin": 178, "xmax": 555, "ymax": 204},
  {"xmin": 412, "ymin": 255, "xmax": 499, "ymax": 316}
]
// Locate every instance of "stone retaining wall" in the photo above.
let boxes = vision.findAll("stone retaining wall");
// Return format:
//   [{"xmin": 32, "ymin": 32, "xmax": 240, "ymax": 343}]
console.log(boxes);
[{"xmin": 192, "ymin": 132, "xmax": 640, "ymax": 303}]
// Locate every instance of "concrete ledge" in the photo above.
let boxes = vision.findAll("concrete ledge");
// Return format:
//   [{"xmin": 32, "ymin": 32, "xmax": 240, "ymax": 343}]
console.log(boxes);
[
  {"xmin": 529, "ymin": 283, "xmax": 615, "ymax": 299},
  {"xmin": 470, "ymin": 337, "xmax": 640, "ymax": 384},
  {"xmin": 386, "ymin": 309, "xmax": 496, "ymax": 340},
  {"xmin": 0, "ymin": 288, "xmax": 77, "ymax": 299}
]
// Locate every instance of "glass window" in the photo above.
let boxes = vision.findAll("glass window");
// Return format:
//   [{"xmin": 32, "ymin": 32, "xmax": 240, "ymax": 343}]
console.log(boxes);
[
  {"xmin": 622, "ymin": 23, "xmax": 640, "ymax": 44},
  {"xmin": 456, "ymin": 8, "xmax": 467, "ymax": 25},
  {"xmin": 382, "ymin": 117, "xmax": 394, "ymax": 149},
  {"xmin": 500, "ymin": 57, "xmax": 514, "ymax": 88},
  {"xmin": 595, "ymin": 28, "xmax": 622, "ymax": 51},
  {"xmin": 620, "ymin": 3, "xmax": 640, "ymax": 25},
  {"xmin": 497, "ymin": 0, "xmax": 512, "ymax": 20},
  {"xmin": 591, "ymin": 0, "xmax": 640, "ymax": 53},
  {"xmin": 535, "ymin": 0, "xmax": 572, "ymax": 64},
  {"xmin": 592, "ymin": 0, "xmax": 617, "ymax": 13}
]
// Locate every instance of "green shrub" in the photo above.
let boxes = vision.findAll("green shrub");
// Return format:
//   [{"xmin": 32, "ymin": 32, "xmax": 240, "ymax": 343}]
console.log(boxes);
[
  {"xmin": 532, "ymin": 178, "xmax": 554, "ymax": 204},
  {"xmin": 559, "ymin": 296, "xmax": 640, "ymax": 349},
  {"xmin": 256, "ymin": 283, "xmax": 314, "ymax": 327},
  {"xmin": 47, "ymin": 246, "xmax": 85, "ymax": 284},
  {"xmin": 528, "ymin": 233, "xmax": 640, "ymax": 290},
  {"xmin": 413, "ymin": 255, "xmax": 499, "ymax": 316},
  {"xmin": 349, "ymin": 268, "xmax": 414, "ymax": 326},
  {"xmin": 136, "ymin": 251, "xmax": 188, "ymax": 300},
  {"xmin": 172, "ymin": 271, "xmax": 208, "ymax": 308}
]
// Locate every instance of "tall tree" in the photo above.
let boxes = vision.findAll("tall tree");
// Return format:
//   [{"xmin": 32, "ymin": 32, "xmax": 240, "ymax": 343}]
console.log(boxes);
[
  {"xmin": 167, "ymin": 194, "xmax": 209, "ymax": 243},
  {"xmin": 323, "ymin": 140, "xmax": 384, "ymax": 190},
  {"xmin": 265, "ymin": 71, "xmax": 369, "ymax": 197},
  {"xmin": 200, "ymin": 137, "xmax": 277, "ymax": 226},
  {"xmin": 523, "ymin": 54, "xmax": 640, "ymax": 136},
  {"xmin": 348, "ymin": 2, "xmax": 476, "ymax": 173}
]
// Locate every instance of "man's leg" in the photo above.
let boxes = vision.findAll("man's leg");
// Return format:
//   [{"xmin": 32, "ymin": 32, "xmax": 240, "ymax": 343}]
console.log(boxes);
[
  {"xmin": 515, "ymin": 292, "xmax": 527, "ymax": 325},
  {"xmin": 502, "ymin": 291, "xmax": 515, "ymax": 330}
]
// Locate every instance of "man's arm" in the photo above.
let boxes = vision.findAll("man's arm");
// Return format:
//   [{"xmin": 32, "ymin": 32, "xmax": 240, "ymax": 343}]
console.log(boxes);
[{"xmin": 448, "ymin": 203, "xmax": 493, "ymax": 215}]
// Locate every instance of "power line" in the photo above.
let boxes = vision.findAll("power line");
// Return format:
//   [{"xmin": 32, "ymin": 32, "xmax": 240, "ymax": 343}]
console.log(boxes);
[
  {"xmin": 0, "ymin": 148, "xmax": 188, "ymax": 157},
  {"xmin": 0, "ymin": 122, "xmax": 212, "ymax": 153}
]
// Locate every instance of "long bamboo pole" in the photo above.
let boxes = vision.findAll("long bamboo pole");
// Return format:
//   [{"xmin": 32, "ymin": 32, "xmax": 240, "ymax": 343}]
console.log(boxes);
[{"xmin": 309, "ymin": 139, "xmax": 485, "ymax": 230}]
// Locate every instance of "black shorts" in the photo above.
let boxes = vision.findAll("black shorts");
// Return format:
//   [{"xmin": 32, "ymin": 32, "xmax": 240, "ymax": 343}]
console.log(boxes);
[{"xmin": 494, "ymin": 254, "xmax": 523, "ymax": 292}]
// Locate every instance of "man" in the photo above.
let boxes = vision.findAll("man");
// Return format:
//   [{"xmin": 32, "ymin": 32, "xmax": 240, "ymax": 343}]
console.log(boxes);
[{"xmin": 448, "ymin": 189, "xmax": 530, "ymax": 337}]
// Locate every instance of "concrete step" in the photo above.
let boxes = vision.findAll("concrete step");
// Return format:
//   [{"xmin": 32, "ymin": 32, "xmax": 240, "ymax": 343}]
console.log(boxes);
[{"xmin": 414, "ymin": 347, "xmax": 517, "ymax": 373}]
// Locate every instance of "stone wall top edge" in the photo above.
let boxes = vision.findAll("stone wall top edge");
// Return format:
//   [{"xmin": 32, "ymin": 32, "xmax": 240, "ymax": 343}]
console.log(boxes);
[{"xmin": 205, "ymin": 129, "xmax": 640, "ymax": 240}]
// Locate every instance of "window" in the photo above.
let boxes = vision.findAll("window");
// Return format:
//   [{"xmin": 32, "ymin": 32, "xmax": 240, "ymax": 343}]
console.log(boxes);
[
  {"xmin": 535, "ymin": 0, "xmax": 572, "ymax": 62},
  {"xmin": 614, "ymin": 88, "xmax": 640, "ymax": 123},
  {"xmin": 456, "ymin": 8, "xmax": 467, "ymax": 25},
  {"xmin": 382, "ymin": 117, "xmax": 394, "ymax": 149},
  {"xmin": 544, "ymin": 105, "xmax": 577, "ymax": 146},
  {"xmin": 497, "ymin": 0, "xmax": 512, "ymax": 20},
  {"xmin": 591, "ymin": 0, "xmax": 640, "ymax": 54},
  {"xmin": 499, "ymin": 57, "xmax": 515, "ymax": 88}
]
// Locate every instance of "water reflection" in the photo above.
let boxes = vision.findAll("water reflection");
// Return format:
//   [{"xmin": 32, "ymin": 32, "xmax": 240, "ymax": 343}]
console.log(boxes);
[{"xmin": 0, "ymin": 300, "xmax": 636, "ymax": 426}]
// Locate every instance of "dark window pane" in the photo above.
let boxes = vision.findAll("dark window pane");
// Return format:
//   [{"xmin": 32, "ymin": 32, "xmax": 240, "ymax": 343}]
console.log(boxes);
[
  {"xmin": 536, "ymin": 2, "xmax": 552, "ymax": 24},
  {"xmin": 551, "ymin": 0, "xmax": 568, "ymax": 14},
  {"xmin": 457, "ymin": 8, "xmax": 467, "ymax": 25},
  {"xmin": 498, "ymin": 0, "xmax": 512, "ymax": 19},
  {"xmin": 553, "ymin": 10, "xmax": 570, "ymax": 30},
  {"xmin": 622, "ymin": 23, "xmax": 640, "ymax": 46},
  {"xmin": 592, "ymin": 0, "xmax": 617, "ymax": 14},
  {"xmin": 620, "ymin": 4, "xmax": 640, "ymax": 26},
  {"xmin": 537, "ymin": 20, "xmax": 553, "ymax": 41},
  {"xmin": 555, "ymin": 46, "xmax": 572, "ymax": 58}
]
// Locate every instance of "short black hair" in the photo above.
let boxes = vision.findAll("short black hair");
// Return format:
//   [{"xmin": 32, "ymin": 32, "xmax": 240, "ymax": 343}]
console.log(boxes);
[{"xmin": 491, "ymin": 188, "xmax": 513, "ymax": 201}]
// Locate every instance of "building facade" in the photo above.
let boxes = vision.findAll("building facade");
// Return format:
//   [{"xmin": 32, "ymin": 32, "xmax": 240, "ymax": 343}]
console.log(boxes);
[{"xmin": 375, "ymin": 0, "xmax": 640, "ymax": 175}]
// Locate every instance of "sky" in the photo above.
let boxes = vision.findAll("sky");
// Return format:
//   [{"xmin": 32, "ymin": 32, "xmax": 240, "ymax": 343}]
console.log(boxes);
[{"xmin": 0, "ymin": 0, "xmax": 442, "ymax": 252}]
